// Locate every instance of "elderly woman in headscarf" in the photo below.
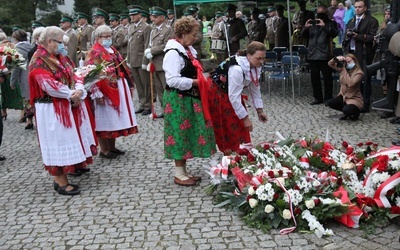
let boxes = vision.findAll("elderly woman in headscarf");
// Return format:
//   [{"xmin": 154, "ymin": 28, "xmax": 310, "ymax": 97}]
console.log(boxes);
[
  {"xmin": 85, "ymin": 25, "xmax": 138, "ymax": 159},
  {"xmin": 29, "ymin": 26, "xmax": 96, "ymax": 196}
]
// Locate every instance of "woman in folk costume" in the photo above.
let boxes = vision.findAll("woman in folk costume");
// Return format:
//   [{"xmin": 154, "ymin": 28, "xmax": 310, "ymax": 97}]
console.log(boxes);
[
  {"xmin": 163, "ymin": 17, "xmax": 216, "ymax": 186},
  {"xmin": 29, "ymin": 26, "xmax": 97, "ymax": 196},
  {"xmin": 85, "ymin": 25, "xmax": 138, "ymax": 159},
  {"xmin": 207, "ymin": 41, "xmax": 268, "ymax": 155}
]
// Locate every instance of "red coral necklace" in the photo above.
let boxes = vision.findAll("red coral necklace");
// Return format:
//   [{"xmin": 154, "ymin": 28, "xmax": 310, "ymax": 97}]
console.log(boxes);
[{"xmin": 249, "ymin": 68, "xmax": 259, "ymax": 87}]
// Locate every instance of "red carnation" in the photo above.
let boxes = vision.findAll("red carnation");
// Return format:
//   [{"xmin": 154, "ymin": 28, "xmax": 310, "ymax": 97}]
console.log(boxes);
[
  {"xmin": 342, "ymin": 141, "xmax": 349, "ymax": 148},
  {"xmin": 268, "ymin": 171, "xmax": 275, "ymax": 178},
  {"xmin": 337, "ymin": 177, "xmax": 343, "ymax": 186},
  {"xmin": 390, "ymin": 206, "xmax": 400, "ymax": 214},
  {"xmin": 357, "ymin": 164, "xmax": 363, "ymax": 173},
  {"xmin": 294, "ymin": 185, "xmax": 300, "ymax": 190},
  {"xmin": 357, "ymin": 142, "xmax": 364, "ymax": 147},
  {"xmin": 294, "ymin": 207, "xmax": 302, "ymax": 215},
  {"xmin": 278, "ymin": 170, "xmax": 283, "ymax": 176},
  {"xmin": 6, "ymin": 55, "xmax": 12, "ymax": 62},
  {"xmin": 346, "ymin": 147, "xmax": 354, "ymax": 155},
  {"xmin": 247, "ymin": 153, "xmax": 255, "ymax": 162},
  {"xmin": 234, "ymin": 155, "xmax": 242, "ymax": 163},
  {"xmin": 365, "ymin": 141, "xmax": 373, "ymax": 146},
  {"xmin": 263, "ymin": 144, "xmax": 270, "ymax": 150},
  {"xmin": 273, "ymin": 193, "xmax": 279, "ymax": 200},
  {"xmin": 314, "ymin": 199, "xmax": 321, "ymax": 206},
  {"xmin": 274, "ymin": 152, "xmax": 280, "ymax": 158}
]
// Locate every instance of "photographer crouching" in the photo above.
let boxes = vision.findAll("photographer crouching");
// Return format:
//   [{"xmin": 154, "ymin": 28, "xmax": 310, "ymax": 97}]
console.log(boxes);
[{"xmin": 326, "ymin": 54, "xmax": 364, "ymax": 120}]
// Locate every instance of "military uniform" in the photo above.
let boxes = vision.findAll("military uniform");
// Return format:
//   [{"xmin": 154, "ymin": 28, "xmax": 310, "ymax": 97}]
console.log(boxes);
[
  {"xmin": 76, "ymin": 16, "xmax": 94, "ymax": 64},
  {"xmin": 127, "ymin": 5, "xmax": 152, "ymax": 113},
  {"xmin": 65, "ymin": 29, "xmax": 78, "ymax": 63},
  {"xmin": 146, "ymin": 7, "xmax": 174, "ymax": 107}
]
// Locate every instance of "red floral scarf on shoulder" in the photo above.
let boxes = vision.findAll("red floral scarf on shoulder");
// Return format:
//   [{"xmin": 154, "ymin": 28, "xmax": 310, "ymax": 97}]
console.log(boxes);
[{"xmin": 29, "ymin": 45, "xmax": 76, "ymax": 128}]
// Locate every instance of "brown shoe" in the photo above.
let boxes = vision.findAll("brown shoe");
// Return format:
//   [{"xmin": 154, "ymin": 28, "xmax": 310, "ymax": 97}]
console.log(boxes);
[{"xmin": 174, "ymin": 177, "xmax": 197, "ymax": 186}]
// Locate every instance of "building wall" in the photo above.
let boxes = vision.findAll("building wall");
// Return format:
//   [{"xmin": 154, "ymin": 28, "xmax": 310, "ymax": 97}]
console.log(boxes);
[{"xmin": 57, "ymin": 0, "xmax": 74, "ymax": 15}]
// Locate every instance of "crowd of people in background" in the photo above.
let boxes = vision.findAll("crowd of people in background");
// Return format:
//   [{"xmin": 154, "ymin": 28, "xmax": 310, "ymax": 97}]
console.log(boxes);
[{"xmin": 0, "ymin": 0, "xmax": 398, "ymax": 193}]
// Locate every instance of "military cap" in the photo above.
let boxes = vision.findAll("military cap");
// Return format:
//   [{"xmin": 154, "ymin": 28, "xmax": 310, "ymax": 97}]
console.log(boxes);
[
  {"xmin": 128, "ymin": 5, "xmax": 142, "ymax": 15},
  {"xmin": 215, "ymin": 11, "xmax": 224, "ymax": 18},
  {"xmin": 141, "ymin": 10, "xmax": 149, "ymax": 18},
  {"xmin": 187, "ymin": 5, "xmax": 199, "ymax": 13},
  {"xmin": 93, "ymin": 8, "xmax": 109, "ymax": 19},
  {"xmin": 267, "ymin": 6, "xmax": 277, "ymax": 12},
  {"xmin": 167, "ymin": 9, "xmax": 174, "ymax": 15},
  {"xmin": 31, "ymin": 20, "xmax": 45, "ymax": 28},
  {"xmin": 251, "ymin": 7, "xmax": 261, "ymax": 15},
  {"xmin": 109, "ymin": 13, "xmax": 119, "ymax": 21},
  {"xmin": 151, "ymin": 6, "xmax": 166, "ymax": 16},
  {"xmin": 226, "ymin": 4, "xmax": 237, "ymax": 11},
  {"xmin": 12, "ymin": 25, "xmax": 23, "ymax": 32},
  {"xmin": 183, "ymin": 10, "xmax": 191, "ymax": 16},
  {"xmin": 60, "ymin": 15, "xmax": 74, "ymax": 23},
  {"xmin": 76, "ymin": 12, "xmax": 89, "ymax": 20},
  {"xmin": 149, "ymin": 7, "xmax": 154, "ymax": 15},
  {"xmin": 119, "ymin": 12, "xmax": 130, "ymax": 20}
]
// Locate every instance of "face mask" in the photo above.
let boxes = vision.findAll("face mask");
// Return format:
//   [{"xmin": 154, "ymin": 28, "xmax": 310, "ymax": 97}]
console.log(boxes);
[
  {"xmin": 55, "ymin": 43, "xmax": 65, "ymax": 55},
  {"xmin": 346, "ymin": 62, "xmax": 355, "ymax": 70},
  {"xmin": 102, "ymin": 39, "xmax": 112, "ymax": 48},
  {"xmin": 60, "ymin": 47, "xmax": 68, "ymax": 56}
]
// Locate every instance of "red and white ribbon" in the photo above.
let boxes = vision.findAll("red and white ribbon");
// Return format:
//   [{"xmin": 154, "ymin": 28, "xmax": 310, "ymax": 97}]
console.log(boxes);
[{"xmin": 374, "ymin": 172, "xmax": 400, "ymax": 208}]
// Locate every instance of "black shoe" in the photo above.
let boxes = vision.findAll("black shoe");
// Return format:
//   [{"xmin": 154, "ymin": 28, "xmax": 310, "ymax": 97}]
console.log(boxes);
[
  {"xmin": 110, "ymin": 149, "xmax": 125, "ymax": 155},
  {"xmin": 79, "ymin": 168, "xmax": 91, "ymax": 173},
  {"xmin": 135, "ymin": 108, "xmax": 144, "ymax": 114},
  {"xmin": 0, "ymin": 156, "xmax": 5, "ymax": 161},
  {"xmin": 99, "ymin": 151, "xmax": 118, "ymax": 159},
  {"xmin": 361, "ymin": 107, "xmax": 370, "ymax": 113},
  {"xmin": 57, "ymin": 184, "xmax": 81, "ymax": 196},
  {"xmin": 25, "ymin": 123, "xmax": 34, "ymax": 130},
  {"xmin": 53, "ymin": 181, "xmax": 79, "ymax": 191},
  {"xmin": 141, "ymin": 109, "xmax": 151, "ymax": 116},
  {"xmin": 310, "ymin": 100, "xmax": 323, "ymax": 105},
  {"xmin": 380, "ymin": 111, "xmax": 395, "ymax": 119},
  {"xmin": 155, "ymin": 114, "xmax": 164, "ymax": 119},
  {"xmin": 392, "ymin": 139, "xmax": 400, "ymax": 146},
  {"xmin": 68, "ymin": 171, "xmax": 82, "ymax": 177},
  {"xmin": 390, "ymin": 117, "xmax": 400, "ymax": 124},
  {"xmin": 339, "ymin": 115, "xmax": 348, "ymax": 120},
  {"xmin": 394, "ymin": 118, "xmax": 400, "ymax": 125}
]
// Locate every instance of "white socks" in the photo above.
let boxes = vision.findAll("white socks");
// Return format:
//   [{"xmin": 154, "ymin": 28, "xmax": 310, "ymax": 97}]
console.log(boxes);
[{"xmin": 175, "ymin": 166, "xmax": 189, "ymax": 180}]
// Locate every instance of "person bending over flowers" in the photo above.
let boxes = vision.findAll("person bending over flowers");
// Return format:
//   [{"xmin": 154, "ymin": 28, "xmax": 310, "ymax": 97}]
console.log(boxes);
[{"xmin": 206, "ymin": 41, "xmax": 268, "ymax": 155}]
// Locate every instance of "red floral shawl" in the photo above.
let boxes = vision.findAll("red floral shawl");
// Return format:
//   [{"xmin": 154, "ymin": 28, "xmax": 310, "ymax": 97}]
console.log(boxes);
[
  {"xmin": 29, "ymin": 45, "xmax": 76, "ymax": 127},
  {"xmin": 85, "ymin": 43, "xmax": 133, "ymax": 111}
]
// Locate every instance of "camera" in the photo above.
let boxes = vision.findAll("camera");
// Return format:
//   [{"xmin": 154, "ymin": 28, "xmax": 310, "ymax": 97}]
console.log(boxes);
[
  {"xmin": 334, "ymin": 57, "xmax": 344, "ymax": 68},
  {"xmin": 346, "ymin": 28, "xmax": 358, "ymax": 39},
  {"xmin": 309, "ymin": 20, "xmax": 320, "ymax": 25}
]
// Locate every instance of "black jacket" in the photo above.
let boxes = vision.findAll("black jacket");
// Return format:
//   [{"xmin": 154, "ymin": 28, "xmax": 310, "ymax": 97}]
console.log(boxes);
[{"xmin": 302, "ymin": 18, "xmax": 338, "ymax": 60}]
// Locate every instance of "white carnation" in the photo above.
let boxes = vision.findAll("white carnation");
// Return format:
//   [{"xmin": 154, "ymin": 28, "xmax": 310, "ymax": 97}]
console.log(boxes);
[
  {"xmin": 305, "ymin": 199, "xmax": 315, "ymax": 209},
  {"xmin": 248, "ymin": 186, "xmax": 256, "ymax": 195},
  {"xmin": 264, "ymin": 204, "xmax": 275, "ymax": 213},
  {"xmin": 282, "ymin": 209, "xmax": 292, "ymax": 220},
  {"xmin": 248, "ymin": 198, "xmax": 258, "ymax": 208}
]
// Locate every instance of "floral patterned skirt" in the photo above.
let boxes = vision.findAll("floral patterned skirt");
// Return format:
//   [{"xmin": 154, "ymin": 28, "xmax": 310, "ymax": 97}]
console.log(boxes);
[
  {"xmin": 207, "ymin": 78, "xmax": 250, "ymax": 152},
  {"xmin": 163, "ymin": 89, "xmax": 216, "ymax": 160},
  {"xmin": 44, "ymin": 157, "xmax": 93, "ymax": 176}
]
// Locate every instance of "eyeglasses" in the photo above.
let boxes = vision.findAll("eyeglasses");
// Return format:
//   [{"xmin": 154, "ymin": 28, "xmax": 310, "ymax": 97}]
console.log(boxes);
[
  {"xmin": 254, "ymin": 57, "xmax": 265, "ymax": 62},
  {"xmin": 99, "ymin": 35, "xmax": 112, "ymax": 38},
  {"xmin": 52, "ymin": 39, "xmax": 63, "ymax": 44}
]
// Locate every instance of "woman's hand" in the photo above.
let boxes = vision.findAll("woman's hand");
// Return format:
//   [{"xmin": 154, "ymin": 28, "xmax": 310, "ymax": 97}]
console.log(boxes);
[
  {"xmin": 242, "ymin": 116, "xmax": 253, "ymax": 131},
  {"xmin": 95, "ymin": 97, "xmax": 105, "ymax": 105},
  {"xmin": 71, "ymin": 90, "xmax": 83, "ymax": 104},
  {"xmin": 71, "ymin": 100, "xmax": 81, "ymax": 108},
  {"xmin": 258, "ymin": 112, "xmax": 268, "ymax": 123}
]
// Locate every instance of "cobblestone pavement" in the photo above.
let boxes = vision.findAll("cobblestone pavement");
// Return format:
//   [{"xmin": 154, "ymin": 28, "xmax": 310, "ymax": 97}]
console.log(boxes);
[{"xmin": 0, "ymin": 75, "xmax": 399, "ymax": 249}]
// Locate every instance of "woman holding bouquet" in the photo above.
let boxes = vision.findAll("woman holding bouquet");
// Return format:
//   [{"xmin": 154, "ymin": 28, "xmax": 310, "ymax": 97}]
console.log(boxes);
[
  {"xmin": 163, "ymin": 17, "xmax": 216, "ymax": 186},
  {"xmin": 207, "ymin": 41, "xmax": 268, "ymax": 155},
  {"xmin": 326, "ymin": 54, "xmax": 364, "ymax": 121},
  {"xmin": 29, "ymin": 26, "xmax": 96, "ymax": 195},
  {"xmin": 85, "ymin": 25, "xmax": 138, "ymax": 159}
]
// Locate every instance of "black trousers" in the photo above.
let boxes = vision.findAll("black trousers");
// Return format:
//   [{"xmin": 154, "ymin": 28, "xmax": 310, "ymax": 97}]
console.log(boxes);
[
  {"xmin": 309, "ymin": 60, "xmax": 333, "ymax": 102},
  {"xmin": 327, "ymin": 95, "xmax": 361, "ymax": 119}
]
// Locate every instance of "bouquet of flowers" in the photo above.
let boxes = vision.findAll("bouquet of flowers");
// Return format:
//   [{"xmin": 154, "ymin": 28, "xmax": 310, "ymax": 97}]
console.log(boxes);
[
  {"xmin": 0, "ymin": 46, "xmax": 26, "ymax": 72},
  {"xmin": 74, "ymin": 61, "xmax": 114, "ymax": 91},
  {"xmin": 205, "ymin": 134, "xmax": 400, "ymax": 237}
]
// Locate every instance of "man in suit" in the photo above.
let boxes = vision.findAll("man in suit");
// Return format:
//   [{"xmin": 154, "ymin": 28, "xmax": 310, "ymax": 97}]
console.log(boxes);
[
  {"xmin": 144, "ymin": 7, "xmax": 173, "ymax": 118},
  {"xmin": 343, "ymin": 0, "xmax": 378, "ymax": 112},
  {"xmin": 76, "ymin": 12, "xmax": 95, "ymax": 64},
  {"xmin": 274, "ymin": 5, "xmax": 290, "ymax": 49},
  {"xmin": 60, "ymin": 15, "xmax": 78, "ymax": 63},
  {"xmin": 127, "ymin": 5, "xmax": 152, "ymax": 116},
  {"xmin": 225, "ymin": 4, "xmax": 247, "ymax": 57}
]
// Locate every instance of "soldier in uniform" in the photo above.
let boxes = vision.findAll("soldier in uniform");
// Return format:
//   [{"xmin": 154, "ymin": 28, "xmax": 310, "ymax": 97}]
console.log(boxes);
[
  {"xmin": 265, "ymin": 7, "xmax": 277, "ymax": 50},
  {"xmin": 167, "ymin": 9, "xmax": 175, "ymax": 28},
  {"xmin": 75, "ymin": 12, "xmax": 95, "ymax": 64},
  {"xmin": 127, "ymin": 5, "xmax": 152, "ymax": 115},
  {"xmin": 225, "ymin": 4, "xmax": 247, "ymax": 57},
  {"xmin": 292, "ymin": 0, "xmax": 314, "ymax": 45},
  {"xmin": 211, "ymin": 11, "xmax": 227, "ymax": 63},
  {"xmin": 141, "ymin": 10, "xmax": 150, "ymax": 24},
  {"xmin": 184, "ymin": 6, "xmax": 203, "ymax": 59},
  {"xmin": 116, "ymin": 12, "xmax": 130, "ymax": 59},
  {"xmin": 109, "ymin": 13, "xmax": 124, "ymax": 57},
  {"xmin": 274, "ymin": 5, "xmax": 290, "ymax": 49},
  {"xmin": 247, "ymin": 7, "xmax": 266, "ymax": 44},
  {"xmin": 60, "ymin": 15, "xmax": 78, "ymax": 63},
  {"xmin": 31, "ymin": 21, "xmax": 45, "ymax": 31},
  {"xmin": 144, "ymin": 6, "xmax": 174, "ymax": 118},
  {"xmin": 91, "ymin": 8, "xmax": 108, "ymax": 45}
]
